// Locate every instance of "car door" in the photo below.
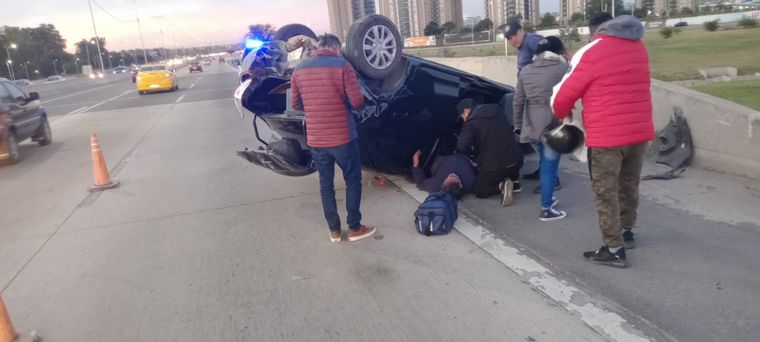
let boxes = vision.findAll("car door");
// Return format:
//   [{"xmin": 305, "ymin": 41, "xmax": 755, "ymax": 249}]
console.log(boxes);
[{"xmin": 1, "ymin": 81, "xmax": 38, "ymax": 140}]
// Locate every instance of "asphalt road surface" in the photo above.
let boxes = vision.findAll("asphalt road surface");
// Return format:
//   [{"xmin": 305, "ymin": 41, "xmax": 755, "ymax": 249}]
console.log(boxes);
[{"xmin": 1, "ymin": 60, "xmax": 759, "ymax": 341}]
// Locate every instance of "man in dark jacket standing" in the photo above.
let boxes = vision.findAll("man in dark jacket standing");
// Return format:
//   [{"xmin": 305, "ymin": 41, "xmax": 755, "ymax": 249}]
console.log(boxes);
[
  {"xmin": 456, "ymin": 100, "xmax": 524, "ymax": 206},
  {"xmin": 291, "ymin": 34, "xmax": 376, "ymax": 243},
  {"xmin": 551, "ymin": 14, "xmax": 654, "ymax": 267}
]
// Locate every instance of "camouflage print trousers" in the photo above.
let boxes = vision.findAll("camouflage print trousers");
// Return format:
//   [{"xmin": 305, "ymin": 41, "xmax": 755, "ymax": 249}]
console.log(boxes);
[{"xmin": 588, "ymin": 142, "xmax": 648, "ymax": 247}]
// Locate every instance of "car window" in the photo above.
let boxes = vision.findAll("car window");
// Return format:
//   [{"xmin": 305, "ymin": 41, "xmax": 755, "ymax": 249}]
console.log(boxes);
[
  {"xmin": 140, "ymin": 66, "xmax": 166, "ymax": 72},
  {"xmin": 3, "ymin": 82, "xmax": 27, "ymax": 101},
  {"xmin": 0, "ymin": 82, "xmax": 12, "ymax": 103}
]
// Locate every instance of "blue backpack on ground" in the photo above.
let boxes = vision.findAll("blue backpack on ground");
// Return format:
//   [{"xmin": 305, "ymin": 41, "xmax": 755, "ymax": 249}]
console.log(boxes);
[{"xmin": 415, "ymin": 192, "xmax": 458, "ymax": 236}]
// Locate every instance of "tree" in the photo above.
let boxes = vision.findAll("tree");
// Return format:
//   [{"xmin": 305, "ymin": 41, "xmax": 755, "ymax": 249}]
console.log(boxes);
[
  {"xmin": 633, "ymin": 8, "xmax": 648, "ymax": 19},
  {"xmin": 1, "ymin": 24, "xmax": 74, "ymax": 78},
  {"xmin": 680, "ymin": 7, "xmax": 694, "ymax": 15},
  {"xmin": 570, "ymin": 12, "xmax": 586, "ymax": 25},
  {"xmin": 738, "ymin": 17, "xmax": 758, "ymax": 28},
  {"xmin": 441, "ymin": 21, "xmax": 457, "ymax": 34},
  {"xmin": 474, "ymin": 18, "xmax": 493, "ymax": 32},
  {"xmin": 586, "ymin": 0, "xmax": 624, "ymax": 18},
  {"xmin": 246, "ymin": 24, "xmax": 275, "ymax": 42},
  {"xmin": 75, "ymin": 37, "xmax": 108, "ymax": 68},
  {"xmin": 424, "ymin": 21, "xmax": 441, "ymax": 36},
  {"xmin": 659, "ymin": 27, "xmax": 676, "ymax": 38},
  {"xmin": 538, "ymin": 13, "xmax": 557, "ymax": 29},
  {"xmin": 459, "ymin": 27, "xmax": 472, "ymax": 34},
  {"xmin": 703, "ymin": 19, "xmax": 719, "ymax": 31}
]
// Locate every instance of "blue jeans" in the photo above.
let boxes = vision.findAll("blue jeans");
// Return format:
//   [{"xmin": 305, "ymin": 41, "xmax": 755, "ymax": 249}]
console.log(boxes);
[
  {"xmin": 533, "ymin": 143, "xmax": 561, "ymax": 209},
  {"xmin": 310, "ymin": 139, "xmax": 363, "ymax": 232}
]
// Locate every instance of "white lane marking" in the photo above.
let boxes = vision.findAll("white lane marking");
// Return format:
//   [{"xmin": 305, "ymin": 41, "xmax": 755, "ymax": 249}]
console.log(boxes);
[
  {"xmin": 387, "ymin": 176, "xmax": 654, "ymax": 342},
  {"xmin": 188, "ymin": 77, "xmax": 203, "ymax": 89},
  {"xmin": 188, "ymin": 83, "xmax": 195, "ymax": 89},
  {"xmin": 43, "ymin": 83, "xmax": 118, "ymax": 103},
  {"xmin": 65, "ymin": 106, "xmax": 88, "ymax": 115},
  {"xmin": 75, "ymin": 90, "xmax": 132, "ymax": 115},
  {"xmin": 174, "ymin": 94, "xmax": 186, "ymax": 104}
]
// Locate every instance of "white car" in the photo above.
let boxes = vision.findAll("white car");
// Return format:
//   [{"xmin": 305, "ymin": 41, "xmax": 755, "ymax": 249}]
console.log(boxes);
[{"xmin": 44, "ymin": 76, "xmax": 66, "ymax": 83}]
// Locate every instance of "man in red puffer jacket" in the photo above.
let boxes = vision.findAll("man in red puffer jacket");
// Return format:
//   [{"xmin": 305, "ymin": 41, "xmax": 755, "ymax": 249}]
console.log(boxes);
[
  {"xmin": 291, "ymin": 34, "xmax": 376, "ymax": 244},
  {"xmin": 551, "ymin": 13, "xmax": 654, "ymax": 268}
]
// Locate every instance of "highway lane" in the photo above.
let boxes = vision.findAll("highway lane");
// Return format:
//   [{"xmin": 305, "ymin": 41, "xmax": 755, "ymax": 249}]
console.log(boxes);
[{"xmin": 0, "ymin": 60, "xmax": 611, "ymax": 341}]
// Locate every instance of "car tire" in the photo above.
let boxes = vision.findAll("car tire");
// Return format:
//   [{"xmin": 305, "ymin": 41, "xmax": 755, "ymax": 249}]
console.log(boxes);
[
  {"xmin": 1, "ymin": 130, "xmax": 20, "ymax": 165},
  {"xmin": 36, "ymin": 117, "xmax": 52, "ymax": 146},
  {"xmin": 273, "ymin": 24, "xmax": 317, "ymax": 42},
  {"xmin": 344, "ymin": 14, "xmax": 402, "ymax": 80},
  {"xmin": 138, "ymin": 91, "xmax": 144, "ymax": 95}
]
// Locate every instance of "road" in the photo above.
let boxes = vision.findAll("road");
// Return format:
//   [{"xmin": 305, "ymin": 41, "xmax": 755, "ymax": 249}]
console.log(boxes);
[{"xmin": 1, "ymin": 60, "xmax": 759, "ymax": 341}]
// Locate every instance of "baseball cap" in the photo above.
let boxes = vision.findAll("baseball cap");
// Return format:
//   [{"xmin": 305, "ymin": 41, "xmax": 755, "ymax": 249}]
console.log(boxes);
[{"xmin": 504, "ymin": 21, "xmax": 522, "ymax": 39}]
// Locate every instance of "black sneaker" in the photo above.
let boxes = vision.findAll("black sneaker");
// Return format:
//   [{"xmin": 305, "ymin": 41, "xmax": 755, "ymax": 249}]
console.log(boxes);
[
  {"xmin": 533, "ymin": 178, "xmax": 563, "ymax": 194},
  {"xmin": 539, "ymin": 208, "xmax": 566, "ymax": 222},
  {"xmin": 583, "ymin": 246, "xmax": 627, "ymax": 268},
  {"xmin": 523, "ymin": 169, "xmax": 540, "ymax": 180},
  {"xmin": 623, "ymin": 230, "xmax": 636, "ymax": 249}
]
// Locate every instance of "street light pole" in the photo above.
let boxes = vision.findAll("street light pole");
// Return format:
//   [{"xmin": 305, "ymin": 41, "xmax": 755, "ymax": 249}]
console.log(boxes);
[
  {"xmin": 87, "ymin": 0, "xmax": 106, "ymax": 73},
  {"xmin": 133, "ymin": 0, "xmax": 149, "ymax": 64},
  {"xmin": 23, "ymin": 61, "xmax": 30, "ymax": 79},
  {"xmin": 84, "ymin": 40, "xmax": 92, "ymax": 69},
  {"xmin": 5, "ymin": 43, "xmax": 17, "ymax": 80},
  {"xmin": 53, "ymin": 59, "xmax": 58, "ymax": 75}
]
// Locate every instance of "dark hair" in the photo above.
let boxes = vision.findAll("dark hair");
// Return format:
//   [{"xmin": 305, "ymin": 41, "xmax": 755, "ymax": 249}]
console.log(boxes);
[
  {"xmin": 318, "ymin": 34, "xmax": 342, "ymax": 49},
  {"xmin": 588, "ymin": 12, "xmax": 613, "ymax": 35},
  {"xmin": 535, "ymin": 36, "xmax": 566, "ymax": 55},
  {"xmin": 456, "ymin": 98, "xmax": 477, "ymax": 114},
  {"xmin": 441, "ymin": 182, "xmax": 463, "ymax": 198}
]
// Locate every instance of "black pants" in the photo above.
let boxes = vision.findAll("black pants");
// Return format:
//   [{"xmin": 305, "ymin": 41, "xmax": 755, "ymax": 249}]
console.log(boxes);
[{"xmin": 474, "ymin": 160, "xmax": 523, "ymax": 198}]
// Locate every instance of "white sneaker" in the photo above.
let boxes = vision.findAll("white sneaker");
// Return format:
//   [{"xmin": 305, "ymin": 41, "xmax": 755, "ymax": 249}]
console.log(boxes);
[{"xmin": 500, "ymin": 180, "xmax": 514, "ymax": 207}]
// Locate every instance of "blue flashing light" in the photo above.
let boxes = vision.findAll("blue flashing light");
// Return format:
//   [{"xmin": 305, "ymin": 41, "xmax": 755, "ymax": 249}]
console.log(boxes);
[{"xmin": 245, "ymin": 39, "xmax": 264, "ymax": 49}]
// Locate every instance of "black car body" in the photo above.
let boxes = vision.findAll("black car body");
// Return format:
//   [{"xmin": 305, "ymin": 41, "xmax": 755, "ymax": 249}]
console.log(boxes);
[
  {"xmin": 189, "ymin": 62, "xmax": 203, "ymax": 73},
  {"xmin": 236, "ymin": 15, "xmax": 513, "ymax": 176},
  {"xmin": 0, "ymin": 79, "xmax": 52, "ymax": 165}
]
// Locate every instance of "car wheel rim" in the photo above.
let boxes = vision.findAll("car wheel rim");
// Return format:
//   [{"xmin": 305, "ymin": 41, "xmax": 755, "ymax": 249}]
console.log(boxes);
[{"xmin": 362, "ymin": 25, "xmax": 396, "ymax": 70}]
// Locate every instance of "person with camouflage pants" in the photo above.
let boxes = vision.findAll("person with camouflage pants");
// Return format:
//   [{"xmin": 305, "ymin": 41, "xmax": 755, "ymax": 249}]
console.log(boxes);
[{"xmin": 550, "ymin": 13, "xmax": 655, "ymax": 267}]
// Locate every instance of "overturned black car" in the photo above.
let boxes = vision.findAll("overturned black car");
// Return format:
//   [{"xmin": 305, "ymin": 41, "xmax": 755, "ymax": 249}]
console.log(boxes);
[{"xmin": 235, "ymin": 14, "xmax": 514, "ymax": 176}]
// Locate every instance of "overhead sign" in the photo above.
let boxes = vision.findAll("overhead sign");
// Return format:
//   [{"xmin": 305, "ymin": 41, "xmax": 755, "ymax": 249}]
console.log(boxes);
[{"xmin": 443, "ymin": 31, "xmax": 491, "ymax": 45}]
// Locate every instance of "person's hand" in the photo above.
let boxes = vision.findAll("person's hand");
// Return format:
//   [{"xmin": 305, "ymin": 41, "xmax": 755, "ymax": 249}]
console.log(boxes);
[
  {"xmin": 460, "ymin": 109, "xmax": 470, "ymax": 122},
  {"xmin": 412, "ymin": 150, "xmax": 422, "ymax": 168}
]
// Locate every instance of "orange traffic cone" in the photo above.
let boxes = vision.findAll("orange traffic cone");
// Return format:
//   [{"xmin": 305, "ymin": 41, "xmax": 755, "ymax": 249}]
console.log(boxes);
[
  {"xmin": 88, "ymin": 133, "xmax": 119, "ymax": 192},
  {"xmin": 0, "ymin": 295, "xmax": 18, "ymax": 342}
]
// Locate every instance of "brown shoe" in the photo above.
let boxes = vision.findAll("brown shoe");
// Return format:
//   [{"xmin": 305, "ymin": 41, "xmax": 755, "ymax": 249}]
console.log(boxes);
[
  {"xmin": 347, "ymin": 225, "xmax": 376, "ymax": 242},
  {"xmin": 330, "ymin": 230, "xmax": 342, "ymax": 243}
]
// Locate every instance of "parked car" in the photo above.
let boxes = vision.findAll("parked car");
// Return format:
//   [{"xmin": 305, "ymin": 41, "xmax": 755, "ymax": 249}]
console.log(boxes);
[
  {"xmin": 235, "ymin": 15, "xmax": 513, "ymax": 176},
  {"xmin": 189, "ymin": 62, "xmax": 203, "ymax": 73},
  {"xmin": 44, "ymin": 76, "xmax": 66, "ymax": 84},
  {"xmin": 136, "ymin": 64, "xmax": 178, "ymax": 95},
  {"xmin": 0, "ymin": 79, "xmax": 52, "ymax": 165},
  {"xmin": 674, "ymin": 21, "xmax": 688, "ymax": 27}
]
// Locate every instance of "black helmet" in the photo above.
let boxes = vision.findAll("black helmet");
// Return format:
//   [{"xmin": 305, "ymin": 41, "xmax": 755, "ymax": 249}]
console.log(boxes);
[{"xmin": 543, "ymin": 122, "xmax": 585, "ymax": 154}]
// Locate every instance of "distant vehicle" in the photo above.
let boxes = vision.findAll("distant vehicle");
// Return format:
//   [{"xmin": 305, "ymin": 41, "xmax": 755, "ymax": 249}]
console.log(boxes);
[
  {"xmin": 113, "ymin": 66, "xmax": 128, "ymax": 74},
  {"xmin": 203, "ymin": 59, "xmax": 212, "ymax": 65},
  {"xmin": 0, "ymin": 79, "xmax": 52, "ymax": 165},
  {"xmin": 136, "ymin": 65, "xmax": 178, "ymax": 95},
  {"xmin": 88, "ymin": 72, "xmax": 104, "ymax": 79},
  {"xmin": 12, "ymin": 79, "xmax": 30, "ymax": 87},
  {"xmin": 189, "ymin": 62, "xmax": 203, "ymax": 73},
  {"xmin": 674, "ymin": 22, "xmax": 688, "ymax": 27},
  {"xmin": 44, "ymin": 76, "xmax": 66, "ymax": 83},
  {"xmin": 130, "ymin": 67, "xmax": 139, "ymax": 82}
]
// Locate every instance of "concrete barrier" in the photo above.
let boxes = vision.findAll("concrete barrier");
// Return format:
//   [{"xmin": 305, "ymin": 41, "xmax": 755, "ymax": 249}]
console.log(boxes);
[
  {"xmin": 425, "ymin": 56, "xmax": 760, "ymax": 179},
  {"xmin": 699, "ymin": 67, "xmax": 738, "ymax": 79}
]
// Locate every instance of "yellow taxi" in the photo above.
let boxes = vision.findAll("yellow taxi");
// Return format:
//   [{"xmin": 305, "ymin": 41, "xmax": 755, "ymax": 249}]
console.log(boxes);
[{"xmin": 136, "ymin": 64, "xmax": 178, "ymax": 95}]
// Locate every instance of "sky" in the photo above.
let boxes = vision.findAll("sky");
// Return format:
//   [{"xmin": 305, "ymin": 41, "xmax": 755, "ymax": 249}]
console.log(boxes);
[{"xmin": 0, "ymin": 0, "xmax": 559, "ymax": 52}]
